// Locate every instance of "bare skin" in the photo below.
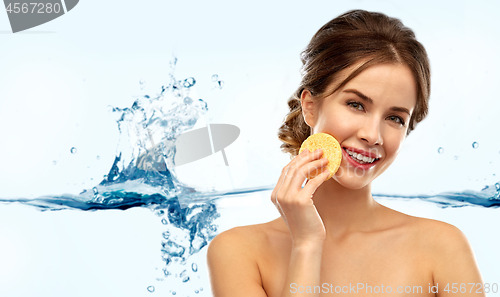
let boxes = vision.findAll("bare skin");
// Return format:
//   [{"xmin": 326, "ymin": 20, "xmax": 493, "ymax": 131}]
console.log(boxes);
[
  {"xmin": 207, "ymin": 64, "xmax": 484, "ymax": 297},
  {"xmin": 209, "ymin": 209, "xmax": 482, "ymax": 297}
]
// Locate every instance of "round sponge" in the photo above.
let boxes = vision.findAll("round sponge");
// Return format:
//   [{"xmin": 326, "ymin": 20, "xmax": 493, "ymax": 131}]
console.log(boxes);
[{"xmin": 299, "ymin": 133, "xmax": 342, "ymax": 180}]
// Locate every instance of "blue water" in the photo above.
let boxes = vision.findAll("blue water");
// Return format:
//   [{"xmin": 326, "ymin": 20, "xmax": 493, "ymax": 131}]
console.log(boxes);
[{"xmin": 0, "ymin": 60, "xmax": 499, "ymax": 294}]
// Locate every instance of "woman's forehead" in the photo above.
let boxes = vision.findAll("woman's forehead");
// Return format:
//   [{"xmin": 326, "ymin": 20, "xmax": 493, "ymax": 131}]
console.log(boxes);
[{"xmin": 328, "ymin": 63, "xmax": 417, "ymax": 106}]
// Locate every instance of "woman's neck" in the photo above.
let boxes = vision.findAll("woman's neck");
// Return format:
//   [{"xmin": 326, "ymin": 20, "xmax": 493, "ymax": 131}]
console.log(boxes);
[{"xmin": 312, "ymin": 179, "xmax": 381, "ymax": 241}]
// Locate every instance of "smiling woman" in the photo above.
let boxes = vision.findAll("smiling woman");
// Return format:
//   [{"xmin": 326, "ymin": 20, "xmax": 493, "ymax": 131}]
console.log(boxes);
[
  {"xmin": 304, "ymin": 63, "xmax": 417, "ymax": 187},
  {"xmin": 206, "ymin": 9, "xmax": 484, "ymax": 297}
]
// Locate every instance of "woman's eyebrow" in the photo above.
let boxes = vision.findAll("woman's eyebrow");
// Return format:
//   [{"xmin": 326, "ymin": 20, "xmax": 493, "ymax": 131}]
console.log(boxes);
[{"xmin": 343, "ymin": 89, "xmax": 411, "ymax": 115}]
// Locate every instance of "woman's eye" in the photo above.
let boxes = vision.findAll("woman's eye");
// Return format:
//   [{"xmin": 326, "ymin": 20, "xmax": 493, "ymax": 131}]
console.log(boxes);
[
  {"xmin": 388, "ymin": 115, "xmax": 405, "ymax": 126},
  {"xmin": 348, "ymin": 101, "xmax": 406, "ymax": 126},
  {"xmin": 348, "ymin": 101, "xmax": 364, "ymax": 111}
]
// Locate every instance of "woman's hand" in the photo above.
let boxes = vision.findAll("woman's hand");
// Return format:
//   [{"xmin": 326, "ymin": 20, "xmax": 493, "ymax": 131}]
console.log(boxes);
[{"xmin": 271, "ymin": 148, "xmax": 330, "ymax": 246}]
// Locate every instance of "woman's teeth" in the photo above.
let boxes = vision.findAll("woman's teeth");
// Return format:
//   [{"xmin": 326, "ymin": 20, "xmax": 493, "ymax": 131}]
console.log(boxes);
[{"xmin": 345, "ymin": 148, "xmax": 377, "ymax": 164}]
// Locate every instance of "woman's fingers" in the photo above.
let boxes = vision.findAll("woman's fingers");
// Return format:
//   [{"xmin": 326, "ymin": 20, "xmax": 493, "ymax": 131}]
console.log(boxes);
[
  {"xmin": 271, "ymin": 149, "xmax": 310, "ymax": 204},
  {"xmin": 270, "ymin": 160, "xmax": 292, "ymax": 205},
  {"xmin": 301, "ymin": 167, "xmax": 330, "ymax": 199},
  {"xmin": 277, "ymin": 149, "xmax": 327, "ymax": 203},
  {"xmin": 269, "ymin": 148, "xmax": 330, "ymax": 244},
  {"xmin": 271, "ymin": 148, "xmax": 328, "ymax": 216}
]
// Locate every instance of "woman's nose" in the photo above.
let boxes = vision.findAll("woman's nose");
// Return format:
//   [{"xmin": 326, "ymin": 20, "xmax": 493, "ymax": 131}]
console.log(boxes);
[{"xmin": 358, "ymin": 118, "xmax": 383, "ymax": 146}]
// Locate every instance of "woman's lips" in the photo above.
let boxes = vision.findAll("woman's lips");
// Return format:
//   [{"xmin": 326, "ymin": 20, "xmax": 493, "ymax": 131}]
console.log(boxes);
[{"xmin": 342, "ymin": 147, "xmax": 380, "ymax": 170}]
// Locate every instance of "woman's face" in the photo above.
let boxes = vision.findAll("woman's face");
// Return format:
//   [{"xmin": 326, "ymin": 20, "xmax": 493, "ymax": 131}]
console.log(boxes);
[{"xmin": 301, "ymin": 63, "xmax": 417, "ymax": 189}]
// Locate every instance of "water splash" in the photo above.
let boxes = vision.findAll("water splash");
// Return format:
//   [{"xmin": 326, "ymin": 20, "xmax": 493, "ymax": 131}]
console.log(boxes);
[
  {"xmin": 0, "ymin": 61, "xmax": 234, "ymax": 286},
  {"xmin": 374, "ymin": 185, "xmax": 500, "ymax": 208},
  {"xmin": 211, "ymin": 74, "xmax": 224, "ymax": 89}
]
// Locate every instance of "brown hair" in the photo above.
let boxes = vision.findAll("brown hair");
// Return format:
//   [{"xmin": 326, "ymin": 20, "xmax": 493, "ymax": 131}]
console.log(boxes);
[{"xmin": 278, "ymin": 9, "xmax": 431, "ymax": 159}]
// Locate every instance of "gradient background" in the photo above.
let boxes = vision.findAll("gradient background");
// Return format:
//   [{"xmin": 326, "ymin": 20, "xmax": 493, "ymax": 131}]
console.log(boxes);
[{"xmin": 0, "ymin": 0, "xmax": 499, "ymax": 296}]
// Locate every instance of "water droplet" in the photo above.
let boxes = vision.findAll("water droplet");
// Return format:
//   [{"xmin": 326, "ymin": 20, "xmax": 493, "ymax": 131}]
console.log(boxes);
[
  {"xmin": 93, "ymin": 187, "xmax": 98, "ymax": 194},
  {"xmin": 211, "ymin": 74, "xmax": 218, "ymax": 82},
  {"xmin": 472, "ymin": 142, "xmax": 479, "ymax": 149},
  {"xmin": 200, "ymin": 287, "xmax": 203, "ymax": 291},
  {"xmin": 147, "ymin": 286, "xmax": 155, "ymax": 292},
  {"xmin": 182, "ymin": 276, "xmax": 190, "ymax": 282},
  {"xmin": 172, "ymin": 291, "xmax": 176, "ymax": 295},
  {"xmin": 191, "ymin": 263, "xmax": 198, "ymax": 272},
  {"xmin": 437, "ymin": 147, "xmax": 444, "ymax": 154},
  {"xmin": 71, "ymin": 147, "xmax": 77, "ymax": 154},
  {"xmin": 52, "ymin": 160, "xmax": 57, "ymax": 165},
  {"xmin": 454, "ymin": 156, "xmax": 458, "ymax": 160},
  {"xmin": 184, "ymin": 97, "xmax": 193, "ymax": 105},
  {"xmin": 163, "ymin": 267, "xmax": 171, "ymax": 276},
  {"xmin": 495, "ymin": 183, "xmax": 500, "ymax": 191},
  {"xmin": 217, "ymin": 80, "xmax": 224, "ymax": 89},
  {"xmin": 170, "ymin": 57, "xmax": 178, "ymax": 69},
  {"xmin": 163, "ymin": 231, "xmax": 170, "ymax": 239},
  {"xmin": 161, "ymin": 218, "xmax": 168, "ymax": 225},
  {"xmin": 195, "ymin": 290, "xmax": 199, "ymax": 294},
  {"xmin": 156, "ymin": 210, "xmax": 165, "ymax": 217},
  {"xmin": 96, "ymin": 155, "xmax": 100, "ymax": 160},
  {"xmin": 183, "ymin": 77, "xmax": 196, "ymax": 88}
]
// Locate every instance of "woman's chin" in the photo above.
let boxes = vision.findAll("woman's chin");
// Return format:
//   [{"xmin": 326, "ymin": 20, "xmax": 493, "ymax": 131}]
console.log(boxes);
[{"xmin": 331, "ymin": 175, "xmax": 373, "ymax": 190}]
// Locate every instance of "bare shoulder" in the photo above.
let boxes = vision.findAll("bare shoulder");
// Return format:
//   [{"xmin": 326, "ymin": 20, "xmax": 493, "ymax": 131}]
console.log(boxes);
[
  {"xmin": 375, "ymin": 204, "xmax": 473, "ymax": 255},
  {"xmin": 206, "ymin": 224, "xmax": 262, "ymax": 274},
  {"xmin": 410, "ymin": 216, "xmax": 471, "ymax": 252},
  {"xmin": 206, "ymin": 221, "xmax": 281, "ymax": 297},
  {"xmin": 376, "ymin": 203, "xmax": 467, "ymax": 243},
  {"xmin": 207, "ymin": 222, "xmax": 271, "ymax": 256},
  {"xmin": 378, "ymin": 206, "xmax": 483, "ymax": 289},
  {"xmin": 208, "ymin": 218, "xmax": 287, "ymax": 253}
]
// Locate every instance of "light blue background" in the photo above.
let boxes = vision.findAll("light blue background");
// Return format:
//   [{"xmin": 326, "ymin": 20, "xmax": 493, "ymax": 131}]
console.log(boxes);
[{"xmin": 0, "ymin": 0, "xmax": 499, "ymax": 296}]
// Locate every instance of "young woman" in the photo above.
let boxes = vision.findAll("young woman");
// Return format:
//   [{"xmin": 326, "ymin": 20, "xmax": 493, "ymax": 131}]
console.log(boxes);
[{"xmin": 207, "ymin": 9, "xmax": 484, "ymax": 297}]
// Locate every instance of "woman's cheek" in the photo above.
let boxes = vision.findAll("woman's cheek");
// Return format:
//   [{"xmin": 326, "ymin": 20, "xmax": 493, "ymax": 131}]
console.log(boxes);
[{"xmin": 333, "ymin": 113, "xmax": 357, "ymax": 134}]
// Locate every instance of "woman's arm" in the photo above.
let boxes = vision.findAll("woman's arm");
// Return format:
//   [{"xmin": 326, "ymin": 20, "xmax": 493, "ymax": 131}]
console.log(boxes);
[
  {"xmin": 279, "ymin": 241, "xmax": 324, "ymax": 297},
  {"xmin": 431, "ymin": 222, "xmax": 485, "ymax": 297},
  {"xmin": 208, "ymin": 148, "xmax": 330, "ymax": 297}
]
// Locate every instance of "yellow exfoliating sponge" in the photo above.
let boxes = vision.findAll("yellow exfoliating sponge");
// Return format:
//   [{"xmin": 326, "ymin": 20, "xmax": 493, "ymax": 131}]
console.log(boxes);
[{"xmin": 299, "ymin": 133, "xmax": 342, "ymax": 180}]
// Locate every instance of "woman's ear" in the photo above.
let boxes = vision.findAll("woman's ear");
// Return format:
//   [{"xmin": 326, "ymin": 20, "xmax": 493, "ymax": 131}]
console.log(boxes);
[{"xmin": 300, "ymin": 89, "xmax": 318, "ymax": 128}]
